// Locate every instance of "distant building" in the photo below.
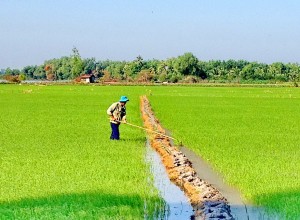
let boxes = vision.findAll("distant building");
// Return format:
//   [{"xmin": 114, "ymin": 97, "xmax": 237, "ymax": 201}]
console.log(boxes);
[{"xmin": 79, "ymin": 74, "xmax": 95, "ymax": 83}]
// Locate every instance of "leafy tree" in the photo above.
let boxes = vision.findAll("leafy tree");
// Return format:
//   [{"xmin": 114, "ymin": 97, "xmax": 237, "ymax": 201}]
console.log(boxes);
[
  {"xmin": 56, "ymin": 57, "xmax": 72, "ymax": 80},
  {"xmin": 169, "ymin": 73, "xmax": 183, "ymax": 83},
  {"xmin": 4, "ymin": 68, "xmax": 20, "ymax": 76},
  {"xmin": 144, "ymin": 59, "xmax": 160, "ymax": 70},
  {"xmin": 156, "ymin": 61, "xmax": 169, "ymax": 81},
  {"xmin": 105, "ymin": 61, "xmax": 126, "ymax": 80},
  {"xmin": 123, "ymin": 56, "xmax": 145, "ymax": 80},
  {"xmin": 240, "ymin": 63, "xmax": 261, "ymax": 80},
  {"xmin": 19, "ymin": 73, "xmax": 26, "ymax": 81},
  {"xmin": 2, "ymin": 51, "xmax": 300, "ymax": 83},
  {"xmin": 33, "ymin": 65, "xmax": 46, "ymax": 79},
  {"xmin": 100, "ymin": 70, "xmax": 113, "ymax": 82},
  {"xmin": 286, "ymin": 63, "xmax": 300, "ymax": 82},
  {"xmin": 228, "ymin": 67, "xmax": 240, "ymax": 81},
  {"xmin": 5, "ymin": 68, "xmax": 12, "ymax": 76},
  {"xmin": 22, "ymin": 66, "xmax": 36, "ymax": 79},
  {"xmin": 158, "ymin": 72, "xmax": 167, "ymax": 82},
  {"xmin": 71, "ymin": 47, "xmax": 84, "ymax": 78},
  {"xmin": 83, "ymin": 57, "xmax": 96, "ymax": 74},
  {"xmin": 136, "ymin": 69, "xmax": 154, "ymax": 82},
  {"xmin": 173, "ymin": 53, "xmax": 200, "ymax": 76}
]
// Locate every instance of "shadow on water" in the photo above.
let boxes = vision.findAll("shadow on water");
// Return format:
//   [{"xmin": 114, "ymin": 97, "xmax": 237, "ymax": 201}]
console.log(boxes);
[
  {"xmin": 145, "ymin": 141, "xmax": 195, "ymax": 220},
  {"xmin": 0, "ymin": 191, "xmax": 159, "ymax": 219}
]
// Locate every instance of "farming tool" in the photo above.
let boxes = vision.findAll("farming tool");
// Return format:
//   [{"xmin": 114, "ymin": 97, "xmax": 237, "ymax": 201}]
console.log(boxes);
[
  {"xmin": 111, "ymin": 119, "xmax": 181, "ymax": 144},
  {"xmin": 125, "ymin": 121, "xmax": 178, "ymax": 141}
]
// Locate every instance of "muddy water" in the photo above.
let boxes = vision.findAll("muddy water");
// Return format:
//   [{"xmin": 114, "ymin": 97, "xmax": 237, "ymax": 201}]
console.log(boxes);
[
  {"xmin": 181, "ymin": 147, "xmax": 282, "ymax": 220},
  {"xmin": 145, "ymin": 141, "xmax": 194, "ymax": 219},
  {"xmin": 142, "ymin": 96, "xmax": 281, "ymax": 219}
]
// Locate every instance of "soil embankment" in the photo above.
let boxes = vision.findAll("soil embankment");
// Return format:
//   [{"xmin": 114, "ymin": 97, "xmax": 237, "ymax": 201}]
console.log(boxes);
[
  {"xmin": 140, "ymin": 96, "xmax": 233, "ymax": 219},
  {"xmin": 145, "ymin": 142, "xmax": 194, "ymax": 219}
]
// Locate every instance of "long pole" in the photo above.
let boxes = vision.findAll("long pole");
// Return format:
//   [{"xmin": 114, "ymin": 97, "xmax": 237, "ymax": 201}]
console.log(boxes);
[{"xmin": 122, "ymin": 121, "xmax": 178, "ymax": 142}]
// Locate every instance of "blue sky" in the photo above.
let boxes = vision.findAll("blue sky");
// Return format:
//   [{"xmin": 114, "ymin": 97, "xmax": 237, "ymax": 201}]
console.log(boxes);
[{"xmin": 1, "ymin": 0, "xmax": 300, "ymax": 69}]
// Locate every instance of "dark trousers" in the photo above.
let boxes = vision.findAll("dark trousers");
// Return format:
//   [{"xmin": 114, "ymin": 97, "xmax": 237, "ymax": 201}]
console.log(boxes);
[{"xmin": 110, "ymin": 122, "xmax": 120, "ymax": 140}]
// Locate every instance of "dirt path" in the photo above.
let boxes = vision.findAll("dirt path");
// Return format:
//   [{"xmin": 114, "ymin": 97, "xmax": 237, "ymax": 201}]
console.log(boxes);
[{"xmin": 140, "ymin": 96, "xmax": 233, "ymax": 219}]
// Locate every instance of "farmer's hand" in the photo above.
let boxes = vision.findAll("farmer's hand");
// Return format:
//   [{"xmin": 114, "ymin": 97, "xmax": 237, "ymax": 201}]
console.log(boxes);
[{"xmin": 110, "ymin": 116, "xmax": 116, "ymax": 121}]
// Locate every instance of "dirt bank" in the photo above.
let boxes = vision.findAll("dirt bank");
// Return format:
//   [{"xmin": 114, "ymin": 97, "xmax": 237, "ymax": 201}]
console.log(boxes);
[{"xmin": 140, "ymin": 96, "xmax": 233, "ymax": 220}]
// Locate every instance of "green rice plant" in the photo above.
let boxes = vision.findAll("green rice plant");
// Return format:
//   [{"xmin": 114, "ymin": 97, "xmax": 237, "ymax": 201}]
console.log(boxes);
[
  {"xmin": 2, "ymin": 84, "xmax": 299, "ymax": 219},
  {"xmin": 0, "ymin": 84, "xmax": 163, "ymax": 219},
  {"xmin": 148, "ymin": 86, "xmax": 300, "ymax": 219}
]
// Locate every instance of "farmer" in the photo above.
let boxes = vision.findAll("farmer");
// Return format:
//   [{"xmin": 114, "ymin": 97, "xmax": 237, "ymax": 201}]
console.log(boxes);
[{"xmin": 106, "ymin": 96, "xmax": 129, "ymax": 140}]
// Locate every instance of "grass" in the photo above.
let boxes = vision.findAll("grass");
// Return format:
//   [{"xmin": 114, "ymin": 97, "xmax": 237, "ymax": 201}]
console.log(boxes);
[
  {"xmin": 2, "ymin": 84, "xmax": 300, "ymax": 219},
  {"xmin": 148, "ymin": 86, "xmax": 300, "ymax": 219},
  {"xmin": 0, "ymin": 84, "xmax": 163, "ymax": 219}
]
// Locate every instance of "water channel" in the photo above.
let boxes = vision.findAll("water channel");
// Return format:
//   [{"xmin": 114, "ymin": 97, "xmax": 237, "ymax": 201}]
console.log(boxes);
[
  {"xmin": 180, "ymin": 146, "xmax": 282, "ymax": 220},
  {"xmin": 145, "ymin": 141, "xmax": 195, "ymax": 219},
  {"xmin": 145, "ymin": 141, "xmax": 282, "ymax": 219}
]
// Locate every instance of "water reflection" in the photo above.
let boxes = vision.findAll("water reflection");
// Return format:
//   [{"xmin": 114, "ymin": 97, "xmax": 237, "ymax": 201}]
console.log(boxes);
[{"xmin": 145, "ymin": 142, "xmax": 194, "ymax": 219}]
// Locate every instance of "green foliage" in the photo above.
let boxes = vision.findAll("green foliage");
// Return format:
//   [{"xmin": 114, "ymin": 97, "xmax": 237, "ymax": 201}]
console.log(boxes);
[
  {"xmin": 168, "ymin": 73, "xmax": 183, "ymax": 83},
  {"xmin": 3, "ymin": 50, "xmax": 300, "ymax": 83},
  {"xmin": 83, "ymin": 57, "xmax": 96, "ymax": 74},
  {"xmin": 148, "ymin": 86, "xmax": 300, "ymax": 219},
  {"xmin": 173, "ymin": 52, "xmax": 199, "ymax": 76},
  {"xmin": 105, "ymin": 61, "xmax": 126, "ymax": 80},
  {"xmin": 33, "ymin": 65, "xmax": 46, "ymax": 79},
  {"xmin": 71, "ymin": 47, "xmax": 84, "ymax": 78},
  {"xmin": 23, "ymin": 65, "xmax": 36, "ymax": 79},
  {"xmin": 123, "ymin": 56, "xmax": 145, "ymax": 81},
  {"xmin": 1, "ymin": 84, "xmax": 300, "ymax": 219},
  {"xmin": 4, "ymin": 68, "xmax": 20, "ymax": 76},
  {"xmin": 18, "ymin": 73, "xmax": 26, "ymax": 81},
  {"xmin": 0, "ymin": 85, "xmax": 163, "ymax": 219},
  {"xmin": 136, "ymin": 69, "xmax": 155, "ymax": 82}
]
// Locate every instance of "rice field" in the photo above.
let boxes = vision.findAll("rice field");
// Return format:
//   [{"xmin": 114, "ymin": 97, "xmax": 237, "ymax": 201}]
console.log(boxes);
[
  {"xmin": 0, "ymin": 84, "xmax": 163, "ymax": 219},
  {"xmin": 148, "ymin": 86, "xmax": 300, "ymax": 218},
  {"xmin": 1, "ymin": 84, "xmax": 299, "ymax": 219}
]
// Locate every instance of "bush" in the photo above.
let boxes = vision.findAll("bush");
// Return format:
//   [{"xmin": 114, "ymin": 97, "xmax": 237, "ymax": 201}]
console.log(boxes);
[
  {"xmin": 19, "ymin": 73, "xmax": 26, "ymax": 81},
  {"xmin": 181, "ymin": 76, "xmax": 198, "ymax": 83},
  {"xmin": 4, "ymin": 75, "xmax": 21, "ymax": 83}
]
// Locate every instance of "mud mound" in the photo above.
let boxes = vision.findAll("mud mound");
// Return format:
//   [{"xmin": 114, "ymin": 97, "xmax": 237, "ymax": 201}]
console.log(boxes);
[{"xmin": 140, "ymin": 96, "xmax": 233, "ymax": 220}]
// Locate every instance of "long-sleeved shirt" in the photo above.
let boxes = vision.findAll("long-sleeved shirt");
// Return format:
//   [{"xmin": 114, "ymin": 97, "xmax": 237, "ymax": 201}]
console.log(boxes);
[{"xmin": 107, "ymin": 102, "xmax": 126, "ymax": 124}]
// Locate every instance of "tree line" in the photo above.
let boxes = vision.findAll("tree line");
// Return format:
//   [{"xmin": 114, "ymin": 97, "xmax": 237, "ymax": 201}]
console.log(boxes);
[{"xmin": 1, "ymin": 48, "xmax": 300, "ymax": 84}]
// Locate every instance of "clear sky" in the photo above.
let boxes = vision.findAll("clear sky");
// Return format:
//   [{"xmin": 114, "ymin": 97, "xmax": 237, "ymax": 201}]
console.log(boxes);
[{"xmin": 1, "ymin": 0, "xmax": 300, "ymax": 69}]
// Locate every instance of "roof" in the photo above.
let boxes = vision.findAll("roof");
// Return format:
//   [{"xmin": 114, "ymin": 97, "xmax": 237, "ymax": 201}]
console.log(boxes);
[{"xmin": 80, "ymin": 74, "xmax": 95, "ymax": 79}]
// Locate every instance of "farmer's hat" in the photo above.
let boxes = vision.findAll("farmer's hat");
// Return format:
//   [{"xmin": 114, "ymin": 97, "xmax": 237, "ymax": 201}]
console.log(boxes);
[{"xmin": 119, "ymin": 96, "xmax": 129, "ymax": 102}]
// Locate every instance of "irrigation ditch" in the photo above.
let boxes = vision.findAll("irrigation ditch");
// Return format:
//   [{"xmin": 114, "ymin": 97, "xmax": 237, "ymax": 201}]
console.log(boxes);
[
  {"xmin": 141, "ymin": 96, "xmax": 233, "ymax": 219},
  {"xmin": 140, "ymin": 95, "xmax": 280, "ymax": 220}
]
